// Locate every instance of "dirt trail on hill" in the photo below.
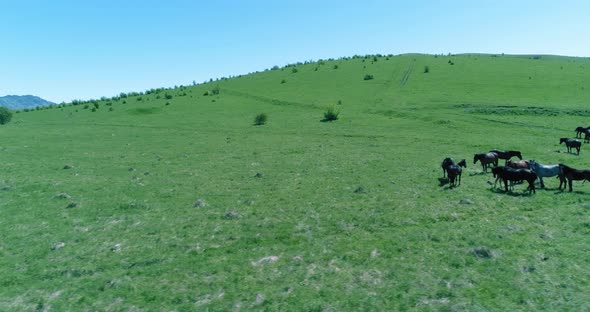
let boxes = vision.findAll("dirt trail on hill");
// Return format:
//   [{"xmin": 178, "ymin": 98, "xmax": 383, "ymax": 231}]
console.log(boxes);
[
  {"xmin": 223, "ymin": 89, "xmax": 320, "ymax": 110},
  {"xmin": 399, "ymin": 61, "xmax": 414, "ymax": 86}
]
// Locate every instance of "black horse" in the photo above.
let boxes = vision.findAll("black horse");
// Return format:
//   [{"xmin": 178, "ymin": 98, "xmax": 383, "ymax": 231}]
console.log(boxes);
[
  {"xmin": 575, "ymin": 126, "xmax": 590, "ymax": 138},
  {"xmin": 584, "ymin": 129, "xmax": 590, "ymax": 144},
  {"xmin": 474, "ymin": 153, "xmax": 498, "ymax": 172},
  {"xmin": 558, "ymin": 164, "xmax": 590, "ymax": 192},
  {"xmin": 489, "ymin": 149, "xmax": 522, "ymax": 164},
  {"xmin": 447, "ymin": 160, "xmax": 466, "ymax": 187},
  {"xmin": 560, "ymin": 138, "xmax": 581, "ymax": 155},
  {"xmin": 441, "ymin": 157, "xmax": 466, "ymax": 177},
  {"xmin": 492, "ymin": 166, "xmax": 536, "ymax": 194}
]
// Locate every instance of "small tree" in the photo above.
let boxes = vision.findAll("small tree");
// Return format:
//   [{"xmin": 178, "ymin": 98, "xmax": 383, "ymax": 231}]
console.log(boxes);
[
  {"xmin": 424, "ymin": 65, "xmax": 430, "ymax": 73},
  {"xmin": 254, "ymin": 113, "xmax": 268, "ymax": 125},
  {"xmin": 363, "ymin": 74, "xmax": 374, "ymax": 80},
  {"xmin": 0, "ymin": 107, "xmax": 13, "ymax": 125}
]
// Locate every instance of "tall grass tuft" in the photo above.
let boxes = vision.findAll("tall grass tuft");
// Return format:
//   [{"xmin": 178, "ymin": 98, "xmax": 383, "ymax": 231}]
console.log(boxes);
[
  {"xmin": 254, "ymin": 113, "xmax": 268, "ymax": 125},
  {"xmin": 322, "ymin": 104, "xmax": 340, "ymax": 122}
]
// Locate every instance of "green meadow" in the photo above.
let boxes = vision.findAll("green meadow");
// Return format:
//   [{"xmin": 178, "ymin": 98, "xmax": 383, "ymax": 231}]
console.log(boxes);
[{"xmin": 2, "ymin": 54, "xmax": 590, "ymax": 310}]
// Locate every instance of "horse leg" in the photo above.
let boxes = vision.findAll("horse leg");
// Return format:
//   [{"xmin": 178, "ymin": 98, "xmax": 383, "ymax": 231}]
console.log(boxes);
[
  {"xmin": 569, "ymin": 178, "xmax": 573, "ymax": 192},
  {"xmin": 539, "ymin": 177, "xmax": 545, "ymax": 188},
  {"xmin": 504, "ymin": 179, "xmax": 508, "ymax": 192}
]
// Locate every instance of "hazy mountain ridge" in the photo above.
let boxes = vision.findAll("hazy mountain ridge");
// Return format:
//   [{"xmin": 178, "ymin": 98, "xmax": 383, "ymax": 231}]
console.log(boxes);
[{"xmin": 0, "ymin": 95, "xmax": 55, "ymax": 110}]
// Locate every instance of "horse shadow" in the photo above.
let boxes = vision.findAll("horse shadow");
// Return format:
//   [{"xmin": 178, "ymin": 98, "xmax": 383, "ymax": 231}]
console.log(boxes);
[
  {"xmin": 469, "ymin": 171, "xmax": 488, "ymax": 176},
  {"xmin": 438, "ymin": 178, "xmax": 449, "ymax": 187},
  {"xmin": 489, "ymin": 187, "xmax": 534, "ymax": 197}
]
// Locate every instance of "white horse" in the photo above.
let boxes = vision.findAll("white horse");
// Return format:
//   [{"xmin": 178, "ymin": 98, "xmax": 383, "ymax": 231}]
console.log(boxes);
[{"xmin": 529, "ymin": 160, "xmax": 562, "ymax": 188}]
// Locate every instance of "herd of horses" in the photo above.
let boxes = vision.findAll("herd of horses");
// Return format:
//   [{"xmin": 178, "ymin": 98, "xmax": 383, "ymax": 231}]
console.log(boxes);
[{"xmin": 441, "ymin": 126, "xmax": 590, "ymax": 194}]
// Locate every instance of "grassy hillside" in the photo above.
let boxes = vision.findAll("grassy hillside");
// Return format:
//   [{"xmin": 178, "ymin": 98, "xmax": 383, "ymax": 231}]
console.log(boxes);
[{"xmin": 2, "ymin": 54, "xmax": 590, "ymax": 310}]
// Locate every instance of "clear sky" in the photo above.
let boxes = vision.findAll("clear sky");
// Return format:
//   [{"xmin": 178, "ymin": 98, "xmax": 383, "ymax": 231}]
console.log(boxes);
[{"xmin": 1, "ymin": 0, "xmax": 589, "ymax": 103}]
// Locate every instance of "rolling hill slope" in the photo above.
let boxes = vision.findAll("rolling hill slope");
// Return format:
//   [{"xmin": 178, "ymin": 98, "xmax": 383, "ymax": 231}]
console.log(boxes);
[{"xmin": 1, "ymin": 54, "xmax": 590, "ymax": 310}]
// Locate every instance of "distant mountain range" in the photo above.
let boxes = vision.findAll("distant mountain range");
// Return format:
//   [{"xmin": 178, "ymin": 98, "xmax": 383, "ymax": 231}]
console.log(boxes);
[{"xmin": 0, "ymin": 95, "xmax": 55, "ymax": 110}]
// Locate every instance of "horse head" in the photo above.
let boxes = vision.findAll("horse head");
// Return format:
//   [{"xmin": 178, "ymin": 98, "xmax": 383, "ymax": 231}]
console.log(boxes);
[
  {"xmin": 560, "ymin": 138, "xmax": 568, "ymax": 144},
  {"xmin": 473, "ymin": 154, "xmax": 480, "ymax": 164},
  {"xmin": 458, "ymin": 159, "xmax": 467, "ymax": 168}
]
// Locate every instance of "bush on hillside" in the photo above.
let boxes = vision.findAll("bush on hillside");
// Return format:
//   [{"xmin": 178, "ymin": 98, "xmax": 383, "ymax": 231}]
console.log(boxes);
[
  {"xmin": 322, "ymin": 104, "xmax": 340, "ymax": 122},
  {"xmin": 0, "ymin": 107, "xmax": 13, "ymax": 125},
  {"xmin": 424, "ymin": 65, "xmax": 430, "ymax": 73},
  {"xmin": 254, "ymin": 113, "xmax": 268, "ymax": 125},
  {"xmin": 363, "ymin": 74, "xmax": 374, "ymax": 80},
  {"xmin": 211, "ymin": 86, "xmax": 220, "ymax": 95}
]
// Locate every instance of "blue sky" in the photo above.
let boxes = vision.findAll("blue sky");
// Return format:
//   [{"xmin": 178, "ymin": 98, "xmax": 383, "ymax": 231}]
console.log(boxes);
[{"xmin": 1, "ymin": 0, "xmax": 589, "ymax": 103}]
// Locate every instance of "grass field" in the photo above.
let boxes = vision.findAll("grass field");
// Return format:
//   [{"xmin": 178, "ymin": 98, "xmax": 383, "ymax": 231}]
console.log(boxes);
[{"xmin": 2, "ymin": 54, "xmax": 590, "ymax": 310}]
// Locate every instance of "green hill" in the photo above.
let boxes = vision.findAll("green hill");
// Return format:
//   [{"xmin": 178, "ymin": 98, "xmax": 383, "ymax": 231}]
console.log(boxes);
[{"xmin": 1, "ymin": 54, "xmax": 590, "ymax": 310}]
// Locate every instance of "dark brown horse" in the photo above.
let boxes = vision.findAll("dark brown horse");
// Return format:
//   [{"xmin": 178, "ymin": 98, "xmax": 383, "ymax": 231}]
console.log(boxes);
[
  {"xmin": 474, "ymin": 152, "xmax": 498, "ymax": 172},
  {"xmin": 489, "ymin": 149, "xmax": 522, "ymax": 164},
  {"xmin": 492, "ymin": 166, "xmax": 537, "ymax": 194},
  {"xmin": 575, "ymin": 126, "xmax": 590, "ymax": 138},
  {"xmin": 560, "ymin": 138, "xmax": 581, "ymax": 155},
  {"xmin": 558, "ymin": 164, "xmax": 590, "ymax": 192}
]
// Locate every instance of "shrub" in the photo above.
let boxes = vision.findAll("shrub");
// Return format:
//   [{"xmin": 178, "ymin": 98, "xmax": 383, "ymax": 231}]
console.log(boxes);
[
  {"xmin": 91, "ymin": 108, "xmax": 97, "ymax": 112},
  {"xmin": 109, "ymin": 107, "xmax": 114, "ymax": 112},
  {"xmin": 0, "ymin": 107, "xmax": 13, "ymax": 124},
  {"xmin": 254, "ymin": 113, "xmax": 268, "ymax": 125},
  {"xmin": 292, "ymin": 68, "xmax": 298, "ymax": 74},
  {"xmin": 281, "ymin": 79, "xmax": 286, "ymax": 84},
  {"xmin": 424, "ymin": 65, "xmax": 430, "ymax": 73},
  {"xmin": 165, "ymin": 93, "xmax": 173, "ymax": 100},
  {"xmin": 203, "ymin": 91, "xmax": 209, "ymax": 96},
  {"xmin": 211, "ymin": 86, "xmax": 220, "ymax": 95},
  {"xmin": 363, "ymin": 74, "xmax": 374, "ymax": 80},
  {"xmin": 93, "ymin": 102, "xmax": 99, "ymax": 109},
  {"xmin": 322, "ymin": 104, "xmax": 340, "ymax": 122},
  {"xmin": 333, "ymin": 65, "xmax": 339, "ymax": 69}
]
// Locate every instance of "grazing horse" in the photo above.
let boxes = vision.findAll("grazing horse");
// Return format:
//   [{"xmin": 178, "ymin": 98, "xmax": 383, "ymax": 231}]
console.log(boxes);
[
  {"xmin": 584, "ymin": 129, "xmax": 590, "ymax": 144},
  {"xmin": 529, "ymin": 160, "xmax": 562, "ymax": 188},
  {"xmin": 506, "ymin": 159, "xmax": 530, "ymax": 169},
  {"xmin": 558, "ymin": 164, "xmax": 590, "ymax": 192},
  {"xmin": 474, "ymin": 152, "xmax": 498, "ymax": 172},
  {"xmin": 489, "ymin": 149, "xmax": 522, "ymax": 164},
  {"xmin": 575, "ymin": 126, "xmax": 590, "ymax": 138},
  {"xmin": 560, "ymin": 138, "xmax": 581, "ymax": 155},
  {"xmin": 493, "ymin": 166, "xmax": 537, "ymax": 194}
]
